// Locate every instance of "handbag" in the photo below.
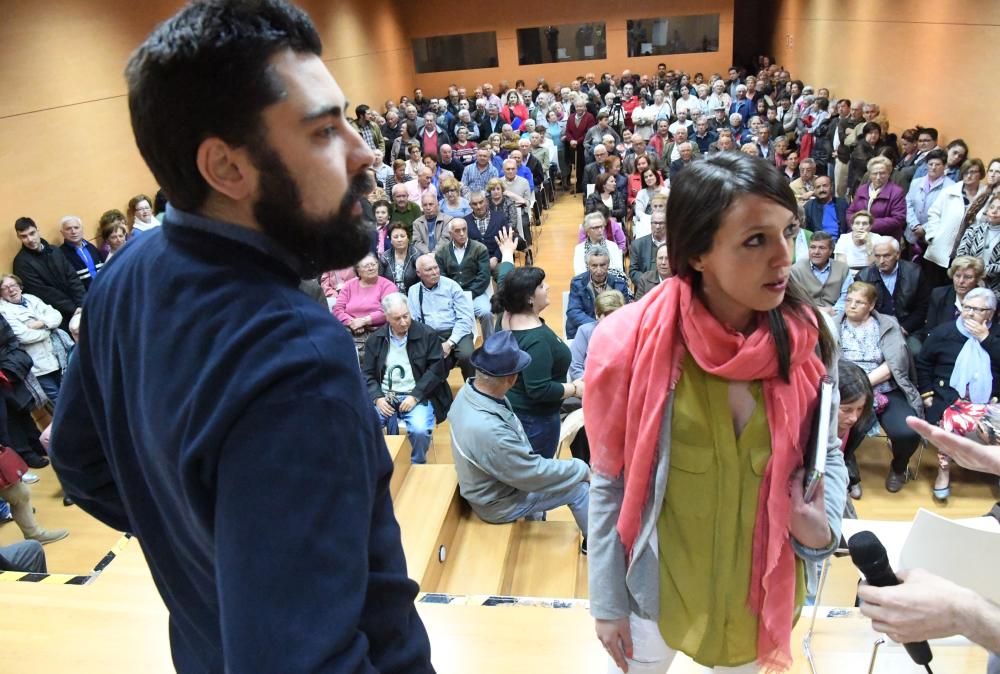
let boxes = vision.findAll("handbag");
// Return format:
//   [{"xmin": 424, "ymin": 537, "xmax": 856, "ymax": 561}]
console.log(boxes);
[{"xmin": 0, "ymin": 445, "xmax": 29, "ymax": 489}]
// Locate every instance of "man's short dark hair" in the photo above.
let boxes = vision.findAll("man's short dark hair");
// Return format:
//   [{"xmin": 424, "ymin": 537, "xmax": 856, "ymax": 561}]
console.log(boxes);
[
  {"xmin": 125, "ymin": 0, "xmax": 322, "ymax": 212},
  {"xmin": 811, "ymin": 230, "xmax": 834, "ymax": 245},
  {"xmin": 14, "ymin": 217, "xmax": 36, "ymax": 233},
  {"xmin": 355, "ymin": 104, "xmax": 369, "ymax": 120},
  {"xmin": 917, "ymin": 126, "xmax": 939, "ymax": 142},
  {"xmin": 925, "ymin": 149, "xmax": 947, "ymax": 164}
]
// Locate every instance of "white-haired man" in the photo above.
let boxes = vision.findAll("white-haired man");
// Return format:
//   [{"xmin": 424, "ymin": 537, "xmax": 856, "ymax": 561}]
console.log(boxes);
[{"xmin": 59, "ymin": 215, "xmax": 106, "ymax": 289}]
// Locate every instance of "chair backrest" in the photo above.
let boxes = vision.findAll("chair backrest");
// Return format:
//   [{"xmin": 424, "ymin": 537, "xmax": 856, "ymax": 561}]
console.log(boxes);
[{"xmin": 562, "ymin": 290, "xmax": 571, "ymax": 338}]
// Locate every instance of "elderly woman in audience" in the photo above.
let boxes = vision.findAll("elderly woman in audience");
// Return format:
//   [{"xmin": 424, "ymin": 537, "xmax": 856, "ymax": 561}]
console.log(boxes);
[
  {"xmin": 837, "ymin": 360, "xmax": 876, "ymax": 500},
  {"xmin": 635, "ymin": 243, "xmax": 671, "ymax": 300},
  {"xmin": 438, "ymin": 176, "xmax": 471, "ymax": 219},
  {"xmin": 847, "ymin": 155, "xmax": 907, "ymax": 240},
  {"xmin": 486, "ymin": 177, "xmax": 522, "ymax": 238},
  {"xmin": 0, "ymin": 275, "xmax": 68, "ymax": 405},
  {"xmin": 834, "ymin": 210, "xmax": 877, "ymax": 271},
  {"xmin": 333, "ymin": 253, "xmax": 397, "ymax": 357},
  {"xmin": 955, "ymin": 193, "xmax": 1000, "ymax": 296},
  {"xmin": 923, "ymin": 256, "xmax": 985, "ymax": 340},
  {"xmin": 916, "ymin": 287, "xmax": 1000, "ymax": 501},
  {"xmin": 573, "ymin": 211, "xmax": 625, "ymax": 275},
  {"xmin": 576, "ymin": 203, "xmax": 626, "ymax": 252},
  {"xmin": 838, "ymin": 281, "xmax": 924, "ymax": 493},
  {"xmin": 127, "ymin": 193, "xmax": 160, "ymax": 237},
  {"xmin": 584, "ymin": 173, "xmax": 627, "ymax": 225},
  {"xmin": 379, "ymin": 222, "xmax": 420, "ymax": 293},
  {"xmin": 404, "ymin": 142, "xmax": 424, "ymax": 178},
  {"xmin": 922, "ymin": 161, "xmax": 986, "ymax": 288},
  {"xmin": 98, "ymin": 209, "xmax": 128, "ymax": 259},
  {"xmin": 492, "ymin": 266, "xmax": 580, "ymax": 459}
]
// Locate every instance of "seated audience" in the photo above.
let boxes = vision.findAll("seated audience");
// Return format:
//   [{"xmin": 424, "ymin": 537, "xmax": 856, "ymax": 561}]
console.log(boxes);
[
  {"xmin": 955, "ymin": 193, "xmax": 1000, "ymax": 297},
  {"xmin": 500, "ymin": 158, "xmax": 532, "ymax": 207},
  {"xmin": 668, "ymin": 142, "xmax": 696, "ymax": 178},
  {"xmin": 924, "ymin": 160, "xmax": 988, "ymax": 289},
  {"xmin": 98, "ymin": 210, "xmax": 129, "ymax": 259},
  {"xmin": 837, "ymin": 360, "xmax": 876, "ymax": 501},
  {"xmin": 632, "ymin": 169, "xmax": 668, "ymax": 228},
  {"xmin": 461, "ymin": 147, "xmax": 500, "ymax": 194},
  {"xmin": 407, "ymin": 254, "xmax": 475, "ymax": 379},
  {"xmin": 438, "ymin": 176, "xmax": 471, "ymax": 219},
  {"xmin": 629, "ymin": 210, "xmax": 668, "ymax": 288},
  {"xmin": 923, "ymin": 256, "xmax": 984, "ymax": 340},
  {"xmin": 789, "ymin": 157, "xmax": 817, "ymax": 205},
  {"xmin": 487, "ymin": 178, "xmax": 523, "ymax": 240},
  {"xmin": 0, "ymin": 540, "xmax": 47, "ymax": 572},
  {"xmin": 378, "ymin": 222, "xmax": 419, "ymax": 293},
  {"xmin": 436, "ymin": 218, "xmax": 494, "ymax": 339},
  {"xmin": 837, "ymin": 282, "xmax": 924, "ymax": 493},
  {"xmin": 383, "ymin": 159, "xmax": 411, "ymax": 197},
  {"xmin": 916, "ymin": 287, "xmax": 1000, "ymax": 501},
  {"xmin": 332, "ymin": 254, "xmax": 396, "ymax": 357},
  {"xmin": 566, "ymin": 244, "xmax": 631, "ymax": 339},
  {"xmin": 626, "ymin": 155, "xmax": 656, "ymax": 205},
  {"xmin": 789, "ymin": 232, "xmax": 851, "ymax": 314},
  {"xmin": 492, "ymin": 268, "xmax": 579, "ymax": 459},
  {"xmin": 362, "ymin": 293, "xmax": 451, "ymax": 464},
  {"xmin": 569, "ymin": 289, "xmax": 626, "ymax": 382},
  {"xmin": 319, "ymin": 267, "xmax": 355, "ymax": 303},
  {"xmin": 389, "ymin": 183, "xmax": 421, "ymax": 236},
  {"xmin": 834, "ymin": 210, "xmax": 877, "ymax": 270},
  {"xmin": 0, "ymin": 275, "xmax": 68, "ymax": 405},
  {"xmin": 584, "ymin": 173, "xmax": 626, "ymax": 224},
  {"xmin": 804, "ymin": 175, "xmax": 847, "ymax": 238},
  {"xmin": 846, "ymin": 156, "xmax": 907, "ymax": 240},
  {"xmin": 406, "ymin": 166, "xmax": 438, "ymax": 205},
  {"xmin": 0, "ymin": 316, "xmax": 50, "ymax": 469},
  {"xmin": 904, "ymin": 149, "xmax": 952, "ymax": 254},
  {"xmin": 12, "ymin": 217, "xmax": 85, "ymax": 332},
  {"xmin": 0, "ymin": 468, "xmax": 68, "ymax": 545},
  {"xmin": 573, "ymin": 212, "xmax": 625, "ymax": 275},
  {"xmin": 447, "ymin": 332, "xmax": 589, "ymax": 542},
  {"xmin": 370, "ymin": 200, "xmax": 392, "ymax": 257},
  {"xmin": 58, "ymin": 216, "xmax": 105, "ymax": 289},
  {"xmin": 127, "ymin": 194, "xmax": 160, "ymax": 237},
  {"xmin": 465, "ymin": 191, "xmax": 507, "ymax": 269},
  {"xmin": 856, "ymin": 236, "xmax": 928, "ymax": 352},
  {"xmin": 634, "ymin": 242, "xmax": 672, "ymax": 300},
  {"xmin": 411, "ymin": 192, "xmax": 451, "ymax": 255}
]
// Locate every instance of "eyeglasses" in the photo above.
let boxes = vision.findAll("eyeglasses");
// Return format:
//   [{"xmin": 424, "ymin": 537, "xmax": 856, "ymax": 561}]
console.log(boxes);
[{"xmin": 961, "ymin": 305, "xmax": 992, "ymax": 315}]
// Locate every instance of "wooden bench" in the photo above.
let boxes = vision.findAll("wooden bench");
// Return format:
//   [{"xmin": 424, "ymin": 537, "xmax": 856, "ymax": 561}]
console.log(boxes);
[
  {"xmin": 383, "ymin": 435, "xmax": 412, "ymax": 501},
  {"xmin": 436, "ymin": 508, "xmax": 521, "ymax": 596},
  {"xmin": 393, "ymin": 464, "xmax": 461, "ymax": 590},
  {"xmin": 507, "ymin": 520, "xmax": 586, "ymax": 599}
]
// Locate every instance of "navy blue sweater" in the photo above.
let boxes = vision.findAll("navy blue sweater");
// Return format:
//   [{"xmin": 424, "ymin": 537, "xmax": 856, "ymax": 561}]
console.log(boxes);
[{"xmin": 50, "ymin": 206, "xmax": 433, "ymax": 673}]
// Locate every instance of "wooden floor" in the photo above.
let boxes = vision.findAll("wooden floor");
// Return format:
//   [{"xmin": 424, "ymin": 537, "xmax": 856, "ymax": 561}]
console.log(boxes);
[{"xmin": 1, "ymin": 189, "xmax": 997, "ymax": 672}]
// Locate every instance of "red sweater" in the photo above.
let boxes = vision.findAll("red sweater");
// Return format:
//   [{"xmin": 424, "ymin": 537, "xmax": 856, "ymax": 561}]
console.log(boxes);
[{"xmin": 564, "ymin": 112, "xmax": 596, "ymax": 144}]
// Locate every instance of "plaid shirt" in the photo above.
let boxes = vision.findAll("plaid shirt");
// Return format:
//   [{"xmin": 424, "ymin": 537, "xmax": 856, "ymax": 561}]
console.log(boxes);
[{"xmin": 461, "ymin": 162, "xmax": 499, "ymax": 193}]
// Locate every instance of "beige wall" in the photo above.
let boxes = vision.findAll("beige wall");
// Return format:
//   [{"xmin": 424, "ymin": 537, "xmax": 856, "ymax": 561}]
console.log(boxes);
[
  {"xmin": 0, "ymin": 0, "xmax": 409, "ymax": 269},
  {"xmin": 407, "ymin": 0, "xmax": 734, "ymax": 95},
  {"xmin": 770, "ymin": 0, "xmax": 1000, "ymax": 156}
]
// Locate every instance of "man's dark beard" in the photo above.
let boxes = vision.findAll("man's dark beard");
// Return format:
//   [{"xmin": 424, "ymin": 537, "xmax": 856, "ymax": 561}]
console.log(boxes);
[{"xmin": 250, "ymin": 142, "xmax": 373, "ymax": 278}]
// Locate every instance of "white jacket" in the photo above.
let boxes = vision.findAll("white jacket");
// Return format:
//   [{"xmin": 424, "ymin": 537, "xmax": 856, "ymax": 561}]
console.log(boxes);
[
  {"xmin": 0, "ymin": 294, "xmax": 62, "ymax": 375},
  {"xmin": 924, "ymin": 181, "xmax": 976, "ymax": 269}
]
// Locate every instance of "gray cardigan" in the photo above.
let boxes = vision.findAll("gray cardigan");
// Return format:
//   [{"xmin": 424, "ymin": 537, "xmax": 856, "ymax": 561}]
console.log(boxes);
[{"xmin": 588, "ymin": 354, "xmax": 848, "ymax": 621}]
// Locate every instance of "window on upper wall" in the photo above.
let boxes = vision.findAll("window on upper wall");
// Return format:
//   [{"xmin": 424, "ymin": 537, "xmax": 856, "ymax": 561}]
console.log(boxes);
[
  {"xmin": 625, "ymin": 15, "xmax": 720, "ymax": 57},
  {"xmin": 411, "ymin": 31, "xmax": 499, "ymax": 74},
  {"xmin": 516, "ymin": 23, "xmax": 607, "ymax": 65}
]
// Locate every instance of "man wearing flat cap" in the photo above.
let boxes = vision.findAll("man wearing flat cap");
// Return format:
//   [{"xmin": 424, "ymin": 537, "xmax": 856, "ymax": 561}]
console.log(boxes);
[{"xmin": 448, "ymin": 332, "xmax": 590, "ymax": 546}]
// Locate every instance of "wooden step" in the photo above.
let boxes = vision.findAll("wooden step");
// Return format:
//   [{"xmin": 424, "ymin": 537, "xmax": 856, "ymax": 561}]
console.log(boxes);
[
  {"xmin": 436, "ymin": 508, "xmax": 522, "ymax": 595},
  {"xmin": 394, "ymin": 464, "xmax": 461, "ymax": 590},
  {"xmin": 384, "ymin": 434, "xmax": 411, "ymax": 500},
  {"xmin": 507, "ymin": 520, "xmax": 586, "ymax": 599}
]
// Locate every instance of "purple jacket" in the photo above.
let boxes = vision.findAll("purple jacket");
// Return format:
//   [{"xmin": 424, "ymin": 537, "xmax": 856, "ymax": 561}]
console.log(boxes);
[{"xmin": 847, "ymin": 181, "xmax": 907, "ymax": 240}]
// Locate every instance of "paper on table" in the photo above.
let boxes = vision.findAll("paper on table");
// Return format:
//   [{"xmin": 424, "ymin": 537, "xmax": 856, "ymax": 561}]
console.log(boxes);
[{"xmin": 899, "ymin": 508, "xmax": 1000, "ymax": 604}]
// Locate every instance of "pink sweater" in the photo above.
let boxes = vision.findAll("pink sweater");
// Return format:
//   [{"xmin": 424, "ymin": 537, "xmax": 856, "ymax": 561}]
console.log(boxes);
[{"xmin": 332, "ymin": 277, "xmax": 396, "ymax": 327}]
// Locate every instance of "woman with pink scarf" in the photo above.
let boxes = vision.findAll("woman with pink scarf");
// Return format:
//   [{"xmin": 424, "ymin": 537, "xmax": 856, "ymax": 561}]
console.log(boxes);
[{"xmin": 584, "ymin": 154, "xmax": 847, "ymax": 673}]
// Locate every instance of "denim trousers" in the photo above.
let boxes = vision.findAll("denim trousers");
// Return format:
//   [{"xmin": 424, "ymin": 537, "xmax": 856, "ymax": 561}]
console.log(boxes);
[
  {"xmin": 505, "ymin": 481, "xmax": 589, "ymax": 535},
  {"xmin": 374, "ymin": 399, "xmax": 435, "ymax": 463},
  {"xmin": 514, "ymin": 410, "xmax": 561, "ymax": 459}
]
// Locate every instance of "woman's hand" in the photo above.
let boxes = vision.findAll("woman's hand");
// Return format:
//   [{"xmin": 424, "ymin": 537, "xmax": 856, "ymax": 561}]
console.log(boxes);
[
  {"xmin": 923, "ymin": 395, "xmax": 934, "ymax": 408},
  {"xmin": 788, "ymin": 467, "xmax": 832, "ymax": 549},
  {"xmin": 963, "ymin": 317, "xmax": 989, "ymax": 342},
  {"xmin": 595, "ymin": 618, "xmax": 633, "ymax": 672},
  {"xmin": 495, "ymin": 227, "xmax": 519, "ymax": 258},
  {"xmin": 573, "ymin": 379, "xmax": 585, "ymax": 398},
  {"xmin": 27, "ymin": 320, "xmax": 45, "ymax": 330}
]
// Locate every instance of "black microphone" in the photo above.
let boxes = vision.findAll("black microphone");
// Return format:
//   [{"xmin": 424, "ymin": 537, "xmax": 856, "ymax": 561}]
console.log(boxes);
[{"xmin": 848, "ymin": 531, "xmax": 934, "ymax": 668}]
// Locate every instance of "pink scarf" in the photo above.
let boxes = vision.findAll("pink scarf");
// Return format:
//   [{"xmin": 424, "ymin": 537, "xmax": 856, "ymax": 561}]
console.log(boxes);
[{"xmin": 583, "ymin": 276, "xmax": 826, "ymax": 671}]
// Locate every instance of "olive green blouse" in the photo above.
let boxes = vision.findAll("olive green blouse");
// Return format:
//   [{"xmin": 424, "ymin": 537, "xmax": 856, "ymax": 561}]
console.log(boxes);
[{"xmin": 657, "ymin": 355, "xmax": 804, "ymax": 668}]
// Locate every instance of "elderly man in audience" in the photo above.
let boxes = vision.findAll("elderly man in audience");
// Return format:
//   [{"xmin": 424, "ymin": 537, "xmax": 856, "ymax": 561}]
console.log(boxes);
[
  {"xmin": 856, "ymin": 236, "xmax": 929, "ymax": 353},
  {"xmin": 500, "ymin": 158, "xmax": 532, "ymax": 207},
  {"xmin": 408, "ymin": 254, "xmax": 475, "ymax": 379},
  {"xmin": 566, "ymin": 244, "xmax": 631, "ymax": 339},
  {"xmin": 448, "ymin": 331, "xmax": 590, "ymax": 543},
  {"xmin": 847, "ymin": 155, "xmax": 907, "ymax": 240},
  {"xmin": 12, "ymin": 217, "xmax": 85, "ymax": 332},
  {"xmin": 411, "ymin": 192, "xmax": 451, "ymax": 255},
  {"xmin": 668, "ymin": 142, "xmax": 696, "ymax": 178},
  {"xmin": 417, "ymin": 110, "xmax": 450, "ymax": 159},
  {"xmin": 660, "ymin": 125, "xmax": 700, "ymax": 170},
  {"xmin": 437, "ymin": 144, "xmax": 464, "ymax": 181},
  {"xmin": 634, "ymin": 243, "xmax": 671, "ymax": 300},
  {"xmin": 581, "ymin": 144, "xmax": 610, "ymax": 195},
  {"xmin": 362, "ymin": 293, "xmax": 451, "ymax": 464},
  {"xmin": 0, "ymin": 274, "xmax": 69, "ymax": 404},
  {"xmin": 628, "ymin": 209, "xmax": 667, "ymax": 288},
  {"xmin": 461, "ymin": 146, "xmax": 500, "ymax": 194},
  {"xmin": 790, "ymin": 231, "xmax": 851, "ymax": 315},
  {"xmin": 464, "ymin": 191, "xmax": 507, "ymax": 270},
  {"xmin": 790, "ymin": 158, "xmax": 818, "ymax": 205},
  {"xmin": 904, "ymin": 149, "xmax": 952, "ymax": 251},
  {"xmin": 58, "ymin": 216, "xmax": 105, "ymax": 290},
  {"xmin": 436, "ymin": 218, "xmax": 494, "ymax": 339},
  {"xmin": 389, "ymin": 184, "xmax": 421, "ymax": 236},
  {"xmin": 623, "ymin": 134, "xmax": 659, "ymax": 175},
  {"xmin": 803, "ymin": 175, "xmax": 848, "ymax": 239},
  {"xmin": 583, "ymin": 110, "xmax": 620, "ymax": 161},
  {"xmin": 405, "ymin": 166, "xmax": 438, "ymax": 205},
  {"xmin": 508, "ymin": 149, "xmax": 537, "ymax": 193},
  {"xmin": 691, "ymin": 116, "xmax": 718, "ymax": 155}
]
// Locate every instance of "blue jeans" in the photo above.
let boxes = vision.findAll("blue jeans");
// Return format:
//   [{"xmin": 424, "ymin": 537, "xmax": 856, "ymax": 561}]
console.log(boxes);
[
  {"xmin": 38, "ymin": 372, "xmax": 61, "ymax": 406},
  {"xmin": 374, "ymin": 399, "xmax": 435, "ymax": 464},
  {"xmin": 0, "ymin": 540, "xmax": 46, "ymax": 573},
  {"xmin": 506, "ymin": 482, "xmax": 589, "ymax": 535},
  {"xmin": 515, "ymin": 410, "xmax": 560, "ymax": 459}
]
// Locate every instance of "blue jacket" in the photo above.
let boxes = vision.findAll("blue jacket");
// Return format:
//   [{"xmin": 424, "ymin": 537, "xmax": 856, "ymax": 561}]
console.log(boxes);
[
  {"xmin": 804, "ymin": 197, "xmax": 849, "ymax": 236},
  {"xmin": 566, "ymin": 271, "xmax": 630, "ymax": 339},
  {"xmin": 50, "ymin": 206, "xmax": 432, "ymax": 674}
]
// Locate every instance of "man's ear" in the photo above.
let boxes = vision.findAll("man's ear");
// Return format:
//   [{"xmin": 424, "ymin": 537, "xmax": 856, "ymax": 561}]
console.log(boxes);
[{"xmin": 195, "ymin": 137, "xmax": 256, "ymax": 202}]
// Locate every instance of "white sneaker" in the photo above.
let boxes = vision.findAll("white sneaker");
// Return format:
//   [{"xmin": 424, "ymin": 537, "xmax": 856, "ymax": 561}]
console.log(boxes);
[{"xmin": 21, "ymin": 471, "xmax": 40, "ymax": 484}]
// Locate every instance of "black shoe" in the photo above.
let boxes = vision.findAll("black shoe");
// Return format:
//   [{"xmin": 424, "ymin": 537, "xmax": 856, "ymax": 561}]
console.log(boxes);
[
  {"xmin": 23, "ymin": 452, "xmax": 49, "ymax": 469},
  {"xmin": 580, "ymin": 537, "xmax": 588, "ymax": 556},
  {"xmin": 63, "ymin": 496, "xmax": 74, "ymax": 507},
  {"xmin": 885, "ymin": 470, "xmax": 905, "ymax": 493}
]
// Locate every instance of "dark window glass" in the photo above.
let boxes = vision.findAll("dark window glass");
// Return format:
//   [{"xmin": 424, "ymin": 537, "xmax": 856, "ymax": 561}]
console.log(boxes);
[
  {"xmin": 516, "ymin": 23, "xmax": 607, "ymax": 65},
  {"xmin": 411, "ymin": 32, "xmax": 499, "ymax": 74},
  {"xmin": 626, "ymin": 15, "xmax": 720, "ymax": 57}
]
